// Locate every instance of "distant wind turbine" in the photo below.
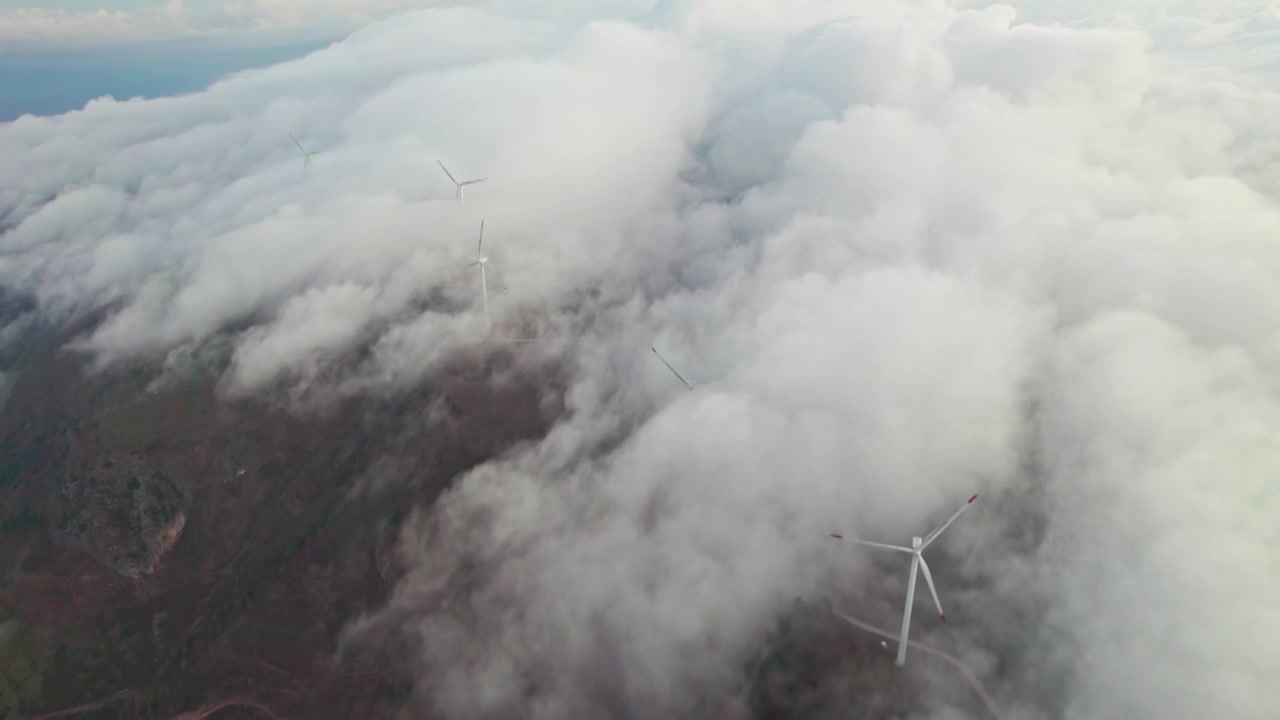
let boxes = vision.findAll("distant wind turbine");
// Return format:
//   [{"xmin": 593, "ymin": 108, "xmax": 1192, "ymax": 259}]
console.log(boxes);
[
  {"xmin": 460, "ymin": 222, "xmax": 540, "ymax": 343},
  {"xmin": 831, "ymin": 494, "xmax": 978, "ymax": 667},
  {"xmin": 651, "ymin": 347, "xmax": 695, "ymax": 390},
  {"xmin": 468, "ymin": 220, "xmax": 491, "ymax": 331},
  {"xmin": 289, "ymin": 133, "xmax": 322, "ymax": 167},
  {"xmin": 438, "ymin": 159, "xmax": 486, "ymax": 201}
]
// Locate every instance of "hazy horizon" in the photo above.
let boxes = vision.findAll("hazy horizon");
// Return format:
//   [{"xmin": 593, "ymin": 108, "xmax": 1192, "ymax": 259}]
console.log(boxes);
[{"xmin": 0, "ymin": 35, "xmax": 339, "ymax": 121}]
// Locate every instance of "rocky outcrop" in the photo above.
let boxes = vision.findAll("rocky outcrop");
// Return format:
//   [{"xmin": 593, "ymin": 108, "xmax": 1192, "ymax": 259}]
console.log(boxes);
[{"xmin": 57, "ymin": 439, "xmax": 189, "ymax": 579}]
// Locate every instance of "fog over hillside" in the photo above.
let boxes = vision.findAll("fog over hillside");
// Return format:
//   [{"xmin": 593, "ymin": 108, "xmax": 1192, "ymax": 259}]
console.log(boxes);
[{"xmin": 2, "ymin": 1, "xmax": 1279, "ymax": 718}]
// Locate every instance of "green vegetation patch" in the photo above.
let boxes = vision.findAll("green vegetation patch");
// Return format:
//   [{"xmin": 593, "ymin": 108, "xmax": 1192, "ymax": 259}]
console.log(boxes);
[{"xmin": 0, "ymin": 620, "xmax": 49, "ymax": 717}]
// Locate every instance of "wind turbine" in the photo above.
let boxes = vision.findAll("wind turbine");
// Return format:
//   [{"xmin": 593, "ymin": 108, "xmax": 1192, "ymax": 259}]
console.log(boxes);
[
  {"xmin": 468, "ymin": 220, "xmax": 490, "ymax": 331},
  {"xmin": 458, "ymin": 223, "xmax": 540, "ymax": 343},
  {"xmin": 651, "ymin": 347, "xmax": 695, "ymax": 390},
  {"xmin": 289, "ymin": 133, "xmax": 322, "ymax": 167},
  {"xmin": 438, "ymin": 159, "xmax": 486, "ymax": 201},
  {"xmin": 831, "ymin": 494, "xmax": 978, "ymax": 667}
]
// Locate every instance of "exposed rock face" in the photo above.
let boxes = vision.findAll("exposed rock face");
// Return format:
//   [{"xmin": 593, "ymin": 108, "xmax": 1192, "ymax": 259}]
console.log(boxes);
[{"xmin": 57, "ymin": 443, "xmax": 189, "ymax": 579}]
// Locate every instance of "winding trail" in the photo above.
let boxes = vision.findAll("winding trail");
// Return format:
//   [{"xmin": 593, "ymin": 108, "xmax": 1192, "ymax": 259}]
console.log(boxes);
[
  {"xmin": 831, "ymin": 609, "xmax": 1004, "ymax": 720},
  {"xmin": 26, "ymin": 690, "xmax": 140, "ymax": 719},
  {"xmin": 170, "ymin": 697, "xmax": 282, "ymax": 719}
]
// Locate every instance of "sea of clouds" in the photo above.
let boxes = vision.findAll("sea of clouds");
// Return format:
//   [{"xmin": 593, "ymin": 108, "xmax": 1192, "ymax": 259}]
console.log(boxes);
[{"xmin": 2, "ymin": 0, "xmax": 1279, "ymax": 718}]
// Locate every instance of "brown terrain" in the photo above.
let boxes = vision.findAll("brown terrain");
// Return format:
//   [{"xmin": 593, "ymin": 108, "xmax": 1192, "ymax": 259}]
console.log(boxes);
[
  {"xmin": 0, "ymin": 300, "xmax": 974, "ymax": 719},
  {"xmin": 0, "ymin": 301, "xmax": 559, "ymax": 718}
]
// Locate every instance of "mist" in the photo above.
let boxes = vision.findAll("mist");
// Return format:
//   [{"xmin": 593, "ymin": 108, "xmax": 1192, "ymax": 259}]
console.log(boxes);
[{"xmin": 2, "ymin": 1, "xmax": 1279, "ymax": 718}]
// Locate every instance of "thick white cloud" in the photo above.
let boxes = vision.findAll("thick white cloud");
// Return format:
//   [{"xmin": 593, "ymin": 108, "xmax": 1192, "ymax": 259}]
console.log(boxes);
[{"xmin": 3, "ymin": 1, "xmax": 1280, "ymax": 718}]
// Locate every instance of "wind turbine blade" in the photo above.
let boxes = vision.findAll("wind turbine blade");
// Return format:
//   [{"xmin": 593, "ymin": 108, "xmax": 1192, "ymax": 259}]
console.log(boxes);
[
  {"xmin": 921, "ymin": 494, "xmax": 978, "ymax": 550},
  {"xmin": 461, "ymin": 178, "xmax": 487, "ymax": 186},
  {"xmin": 478, "ymin": 220, "xmax": 484, "ymax": 256},
  {"xmin": 898, "ymin": 554, "xmax": 921, "ymax": 666},
  {"xmin": 918, "ymin": 557, "xmax": 946, "ymax": 623},
  {"xmin": 650, "ymin": 347, "xmax": 694, "ymax": 390},
  {"xmin": 437, "ymin": 159, "xmax": 459, "ymax": 185},
  {"xmin": 844, "ymin": 537, "xmax": 913, "ymax": 554},
  {"xmin": 289, "ymin": 133, "xmax": 306, "ymax": 154}
]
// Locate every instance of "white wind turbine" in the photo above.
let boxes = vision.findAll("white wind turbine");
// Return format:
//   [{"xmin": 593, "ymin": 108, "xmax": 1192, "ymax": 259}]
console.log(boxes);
[
  {"xmin": 460, "ymin": 222, "xmax": 539, "ymax": 344},
  {"xmin": 831, "ymin": 494, "xmax": 978, "ymax": 667},
  {"xmin": 289, "ymin": 133, "xmax": 322, "ymax": 167},
  {"xmin": 438, "ymin": 159, "xmax": 487, "ymax": 201},
  {"xmin": 468, "ymin": 220, "xmax": 491, "ymax": 332},
  {"xmin": 651, "ymin": 347, "xmax": 695, "ymax": 390}
]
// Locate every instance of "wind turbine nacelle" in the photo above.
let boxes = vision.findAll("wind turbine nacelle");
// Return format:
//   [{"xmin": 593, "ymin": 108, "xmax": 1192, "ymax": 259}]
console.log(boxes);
[{"xmin": 911, "ymin": 536, "xmax": 923, "ymax": 548}]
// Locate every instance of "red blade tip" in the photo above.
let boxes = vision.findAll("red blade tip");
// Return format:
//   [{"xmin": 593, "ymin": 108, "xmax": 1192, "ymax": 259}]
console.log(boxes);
[
  {"xmin": 940, "ymin": 614, "xmax": 947, "ymax": 623},
  {"xmin": 831, "ymin": 534, "xmax": 844, "ymax": 540},
  {"xmin": 968, "ymin": 494, "xmax": 978, "ymax": 503}
]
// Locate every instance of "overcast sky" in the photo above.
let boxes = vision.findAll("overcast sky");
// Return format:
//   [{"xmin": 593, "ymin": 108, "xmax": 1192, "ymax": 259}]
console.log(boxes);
[{"xmin": 2, "ymin": 1, "xmax": 1279, "ymax": 718}]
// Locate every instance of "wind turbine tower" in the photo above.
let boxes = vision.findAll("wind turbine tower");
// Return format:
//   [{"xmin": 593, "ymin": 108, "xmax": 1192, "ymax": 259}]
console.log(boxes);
[
  {"xmin": 468, "ymin": 220, "xmax": 491, "ymax": 332},
  {"xmin": 438, "ymin": 160, "xmax": 487, "ymax": 201},
  {"xmin": 831, "ymin": 494, "xmax": 978, "ymax": 667}
]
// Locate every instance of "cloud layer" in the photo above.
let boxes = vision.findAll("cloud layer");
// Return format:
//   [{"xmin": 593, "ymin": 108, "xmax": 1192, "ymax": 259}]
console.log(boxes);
[{"xmin": 3, "ymin": 1, "xmax": 1280, "ymax": 717}]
